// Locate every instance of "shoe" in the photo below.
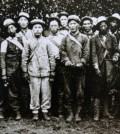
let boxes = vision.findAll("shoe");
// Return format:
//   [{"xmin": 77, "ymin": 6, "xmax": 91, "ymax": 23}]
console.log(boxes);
[
  {"xmin": 15, "ymin": 112, "xmax": 21, "ymax": 120},
  {"xmin": 74, "ymin": 114, "xmax": 82, "ymax": 122},
  {"xmin": 32, "ymin": 113, "xmax": 39, "ymax": 121},
  {"xmin": 43, "ymin": 113, "xmax": 51, "ymax": 121},
  {"xmin": 0, "ymin": 112, "xmax": 4, "ymax": 119},
  {"xmin": 66, "ymin": 112, "xmax": 74, "ymax": 123}
]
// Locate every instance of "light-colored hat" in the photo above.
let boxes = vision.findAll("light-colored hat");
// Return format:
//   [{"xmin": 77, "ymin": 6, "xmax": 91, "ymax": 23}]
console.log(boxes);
[
  {"xmin": 91, "ymin": 17, "xmax": 98, "ymax": 26},
  {"xmin": 18, "ymin": 12, "xmax": 30, "ymax": 19},
  {"xmin": 30, "ymin": 19, "xmax": 45, "ymax": 26},
  {"xmin": 3, "ymin": 18, "xmax": 15, "ymax": 27},
  {"xmin": 81, "ymin": 16, "xmax": 93, "ymax": 25},
  {"xmin": 68, "ymin": 15, "xmax": 80, "ymax": 23},
  {"xmin": 108, "ymin": 13, "xmax": 120, "ymax": 22},
  {"xmin": 58, "ymin": 11, "xmax": 69, "ymax": 18},
  {"xmin": 96, "ymin": 16, "xmax": 108, "ymax": 28}
]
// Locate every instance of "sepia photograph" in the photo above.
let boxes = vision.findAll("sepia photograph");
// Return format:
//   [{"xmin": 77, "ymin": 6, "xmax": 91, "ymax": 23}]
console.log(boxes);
[{"xmin": 0, "ymin": 0, "xmax": 120, "ymax": 133}]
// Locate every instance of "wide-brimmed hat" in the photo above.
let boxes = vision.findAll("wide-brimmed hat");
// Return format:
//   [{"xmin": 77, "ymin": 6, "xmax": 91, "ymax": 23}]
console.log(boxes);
[
  {"xmin": 96, "ymin": 16, "xmax": 108, "ymax": 29},
  {"xmin": 107, "ymin": 13, "xmax": 120, "ymax": 23},
  {"xmin": 30, "ymin": 19, "xmax": 45, "ymax": 27},
  {"xmin": 81, "ymin": 16, "xmax": 93, "ymax": 25},
  {"xmin": 3, "ymin": 18, "xmax": 15, "ymax": 27},
  {"xmin": 68, "ymin": 15, "xmax": 80, "ymax": 24},
  {"xmin": 58, "ymin": 11, "xmax": 69, "ymax": 18}
]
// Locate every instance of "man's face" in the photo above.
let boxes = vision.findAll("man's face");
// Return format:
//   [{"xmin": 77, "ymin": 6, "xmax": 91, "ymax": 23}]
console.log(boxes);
[
  {"xmin": 18, "ymin": 17, "xmax": 29, "ymax": 29},
  {"xmin": 32, "ymin": 24, "xmax": 43, "ymax": 36},
  {"xmin": 60, "ymin": 16, "xmax": 68, "ymax": 28},
  {"xmin": 68, "ymin": 20, "xmax": 79, "ymax": 33},
  {"xmin": 82, "ymin": 20, "xmax": 92, "ymax": 32},
  {"xmin": 8, "ymin": 24, "xmax": 17, "ymax": 35},
  {"xmin": 109, "ymin": 20, "xmax": 118, "ymax": 30},
  {"xmin": 99, "ymin": 22, "xmax": 108, "ymax": 35},
  {"xmin": 49, "ymin": 20, "xmax": 59, "ymax": 34}
]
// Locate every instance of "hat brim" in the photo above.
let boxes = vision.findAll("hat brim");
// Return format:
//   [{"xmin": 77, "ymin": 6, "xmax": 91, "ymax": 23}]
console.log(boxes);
[
  {"xmin": 68, "ymin": 19, "xmax": 80, "ymax": 24},
  {"xmin": 58, "ymin": 13, "xmax": 69, "ymax": 18},
  {"xmin": 96, "ymin": 20, "xmax": 108, "ymax": 30},
  {"xmin": 107, "ymin": 16, "xmax": 120, "ymax": 22},
  {"xmin": 18, "ymin": 15, "xmax": 30, "ymax": 21},
  {"xmin": 81, "ymin": 17, "xmax": 93, "ymax": 25}
]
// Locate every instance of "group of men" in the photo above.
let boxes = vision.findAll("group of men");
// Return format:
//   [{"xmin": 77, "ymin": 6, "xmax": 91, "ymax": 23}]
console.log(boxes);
[{"xmin": 0, "ymin": 11, "xmax": 120, "ymax": 123}]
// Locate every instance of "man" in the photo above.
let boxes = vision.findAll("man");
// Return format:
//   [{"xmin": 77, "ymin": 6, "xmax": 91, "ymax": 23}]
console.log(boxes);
[
  {"xmin": 108, "ymin": 13, "xmax": 120, "ymax": 36},
  {"xmin": 22, "ymin": 19, "xmax": 56, "ymax": 121},
  {"xmin": 17, "ymin": 11, "xmax": 32, "ymax": 116},
  {"xmin": 17, "ymin": 12, "xmax": 32, "ymax": 44},
  {"xmin": 47, "ymin": 16, "xmax": 65, "ymax": 117},
  {"xmin": 91, "ymin": 16, "xmax": 119, "ymax": 121},
  {"xmin": 1, "ymin": 18, "xmax": 23, "ymax": 120},
  {"xmin": 60, "ymin": 15, "xmax": 89, "ymax": 122},
  {"xmin": 58, "ymin": 11, "xmax": 69, "ymax": 36}
]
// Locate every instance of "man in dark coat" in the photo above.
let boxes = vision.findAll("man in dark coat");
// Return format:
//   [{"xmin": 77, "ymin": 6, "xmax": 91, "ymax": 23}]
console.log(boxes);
[
  {"xmin": 91, "ymin": 16, "xmax": 119, "ymax": 121},
  {"xmin": 60, "ymin": 15, "xmax": 89, "ymax": 122},
  {"xmin": 0, "ymin": 18, "xmax": 23, "ymax": 120}
]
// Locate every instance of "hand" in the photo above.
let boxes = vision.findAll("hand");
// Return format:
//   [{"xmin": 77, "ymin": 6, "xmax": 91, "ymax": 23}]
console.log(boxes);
[
  {"xmin": 23, "ymin": 72, "xmax": 29, "ymax": 82},
  {"xmin": 50, "ymin": 72, "xmax": 55, "ymax": 82},
  {"xmin": 65, "ymin": 61, "xmax": 73, "ymax": 67},
  {"xmin": 76, "ymin": 63, "xmax": 84, "ymax": 68},
  {"xmin": 112, "ymin": 56, "xmax": 118, "ymax": 62},
  {"xmin": 95, "ymin": 69, "xmax": 102, "ymax": 78},
  {"xmin": 1, "ymin": 75, "xmax": 8, "ymax": 87}
]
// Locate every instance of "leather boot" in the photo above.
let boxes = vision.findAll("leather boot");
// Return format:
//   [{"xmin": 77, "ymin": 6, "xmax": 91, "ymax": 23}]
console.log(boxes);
[
  {"xmin": 66, "ymin": 112, "xmax": 74, "ymax": 123},
  {"xmin": 43, "ymin": 113, "xmax": 51, "ymax": 121},
  {"xmin": 0, "ymin": 112, "xmax": 4, "ymax": 119},
  {"xmin": 15, "ymin": 112, "xmax": 21, "ymax": 120},
  {"xmin": 32, "ymin": 113, "xmax": 39, "ymax": 121},
  {"xmin": 104, "ymin": 100, "xmax": 114, "ymax": 119},
  {"xmin": 93, "ymin": 98, "xmax": 100, "ymax": 121},
  {"xmin": 75, "ymin": 107, "xmax": 82, "ymax": 122}
]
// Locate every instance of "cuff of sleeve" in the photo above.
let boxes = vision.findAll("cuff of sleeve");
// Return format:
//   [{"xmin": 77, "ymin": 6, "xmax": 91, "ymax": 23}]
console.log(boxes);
[{"xmin": 93, "ymin": 63, "xmax": 99, "ymax": 70}]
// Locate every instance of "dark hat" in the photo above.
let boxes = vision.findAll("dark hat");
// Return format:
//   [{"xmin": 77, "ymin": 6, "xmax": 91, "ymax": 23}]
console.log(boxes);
[
  {"xmin": 30, "ymin": 19, "xmax": 45, "ymax": 27},
  {"xmin": 81, "ymin": 16, "xmax": 93, "ymax": 25},
  {"xmin": 68, "ymin": 15, "xmax": 80, "ymax": 24},
  {"xmin": 49, "ymin": 16, "xmax": 61, "ymax": 26},
  {"xmin": 107, "ymin": 13, "xmax": 120, "ymax": 23},
  {"xmin": 3, "ymin": 18, "xmax": 15, "ymax": 27},
  {"xmin": 58, "ymin": 11, "xmax": 69, "ymax": 18}
]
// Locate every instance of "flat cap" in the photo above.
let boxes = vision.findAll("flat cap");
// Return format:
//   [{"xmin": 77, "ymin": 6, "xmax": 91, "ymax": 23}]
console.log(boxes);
[
  {"xmin": 30, "ymin": 19, "xmax": 45, "ymax": 26},
  {"xmin": 3, "ymin": 18, "xmax": 15, "ymax": 27},
  {"xmin": 107, "ymin": 13, "xmax": 120, "ymax": 22},
  {"xmin": 81, "ymin": 16, "xmax": 93, "ymax": 24},
  {"xmin": 58, "ymin": 11, "xmax": 69, "ymax": 18},
  {"xmin": 68, "ymin": 15, "xmax": 80, "ymax": 23},
  {"xmin": 18, "ymin": 12, "xmax": 30, "ymax": 19}
]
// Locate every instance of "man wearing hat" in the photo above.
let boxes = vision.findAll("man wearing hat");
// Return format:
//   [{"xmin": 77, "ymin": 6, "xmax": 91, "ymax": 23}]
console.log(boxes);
[
  {"xmin": 81, "ymin": 16, "xmax": 95, "ymax": 115},
  {"xmin": 91, "ymin": 16, "xmax": 119, "ymax": 121},
  {"xmin": 0, "ymin": 18, "xmax": 23, "ymax": 120},
  {"xmin": 17, "ymin": 12, "xmax": 32, "ymax": 44},
  {"xmin": 60, "ymin": 15, "xmax": 89, "ymax": 122},
  {"xmin": 47, "ymin": 16, "xmax": 65, "ymax": 117},
  {"xmin": 58, "ymin": 11, "xmax": 69, "ymax": 36},
  {"xmin": 22, "ymin": 19, "xmax": 56, "ymax": 121},
  {"xmin": 108, "ymin": 13, "xmax": 120, "ymax": 37}
]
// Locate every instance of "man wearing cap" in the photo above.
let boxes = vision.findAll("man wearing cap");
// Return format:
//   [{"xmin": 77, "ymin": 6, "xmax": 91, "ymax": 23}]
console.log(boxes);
[
  {"xmin": 60, "ymin": 15, "xmax": 89, "ymax": 122},
  {"xmin": 17, "ymin": 11, "xmax": 32, "ymax": 116},
  {"xmin": 22, "ymin": 19, "xmax": 56, "ymax": 121},
  {"xmin": 47, "ymin": 16, "xmax": 65, "ymax": 117},
  {"xmin": 58, "ymin": 11, "xmax": 69, "ymax": 36},
  {"xmin": 0, "ymin": 18, "xmax": 23, "ymax": 120},
  {"xmin": 108, "ymin": 13, "xmax": 120, "ymax": 37},
  {"xmin": 81, "ymin": 16, "xmax": 94, "ymax": 115},
  {"xmin": 91, "ymin": 16, "xmax": 119, "ymax": 121}
]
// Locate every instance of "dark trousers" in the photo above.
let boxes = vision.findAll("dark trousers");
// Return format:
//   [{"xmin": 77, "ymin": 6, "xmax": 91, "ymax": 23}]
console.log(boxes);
[{"xmin": 63, "ymin": 67, "xmax": 85, "ymax": 115}]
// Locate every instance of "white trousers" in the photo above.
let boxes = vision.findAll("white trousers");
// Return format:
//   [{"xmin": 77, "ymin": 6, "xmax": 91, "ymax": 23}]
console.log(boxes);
[{"xmin": 29, "ymin": 77, "xmax": 51, "ymax": 114}]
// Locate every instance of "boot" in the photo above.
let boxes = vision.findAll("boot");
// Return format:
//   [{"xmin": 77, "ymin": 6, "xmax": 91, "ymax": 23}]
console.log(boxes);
[
  {"xmin": 66, "ymin": 112, "xmax": 74, "ymax": 123},
  {"xmin": 0, "ymin": 112, "xmax": 4, "ymax": 119},
  {"xmin": 93, "ymin": 98, "xmax": 100, "ymax": 121},
  {"xmin": 43, "ymin": 113, "xmax": 51, "ymax": 121},
  {"xmin": 15, "ymin": 112, "xmax": 21, "ymax": 120},
  {"xmin": 75, "ymin": 107, "xmax": 82, "ymax": 122},
  {"xmin": 32, "ymin": 113, "xmax": 39, "ymax": 121},
  {"xmin": 104, "ymin": 100, "xmax": 114, "ymax": 119}
]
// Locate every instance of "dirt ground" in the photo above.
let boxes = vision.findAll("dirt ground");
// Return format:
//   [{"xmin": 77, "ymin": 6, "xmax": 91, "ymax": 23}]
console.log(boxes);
[{"xmin": 1, "ymin": 116, "xmax": 120, "ymax": 134}]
